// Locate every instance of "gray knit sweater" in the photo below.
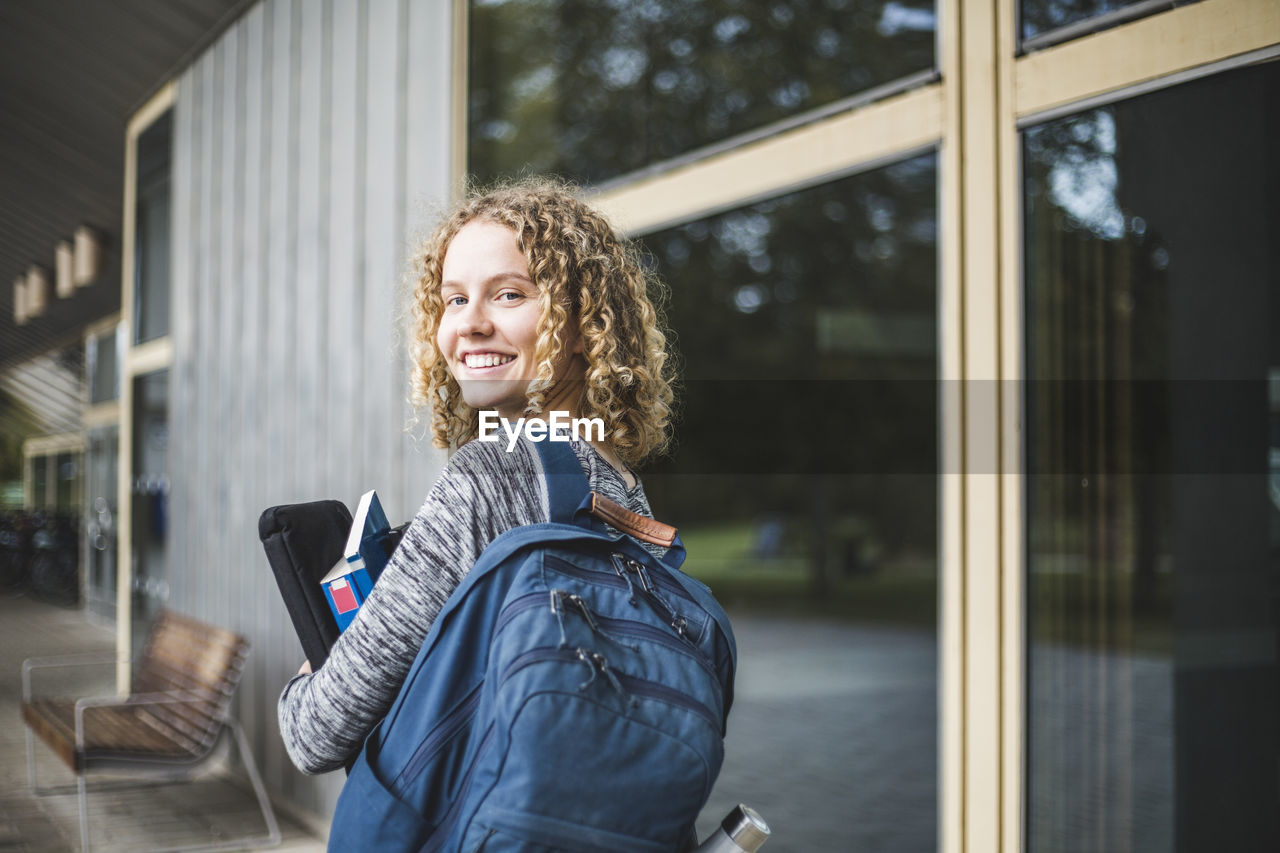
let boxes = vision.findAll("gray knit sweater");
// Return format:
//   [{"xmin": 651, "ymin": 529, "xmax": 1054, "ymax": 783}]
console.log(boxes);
[{"xmin": 277, "ymin": 435, "xmax": 655, "ymax": 775}]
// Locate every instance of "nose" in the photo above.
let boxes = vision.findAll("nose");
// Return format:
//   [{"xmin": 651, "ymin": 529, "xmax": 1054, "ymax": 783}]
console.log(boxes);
[{"xmin": 455, "ymin": 300, "xmax": 493, "ymax": 337}]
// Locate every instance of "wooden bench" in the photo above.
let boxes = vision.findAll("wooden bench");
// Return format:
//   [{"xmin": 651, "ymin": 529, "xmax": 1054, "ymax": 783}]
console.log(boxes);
[{"xmin": 21, "ymin": 609, "xmax": 280, "ymax": 852}]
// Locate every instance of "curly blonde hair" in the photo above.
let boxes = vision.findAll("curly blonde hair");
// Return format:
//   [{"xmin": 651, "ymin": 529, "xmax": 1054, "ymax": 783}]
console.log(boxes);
[{"xmin": 409, "ymin": 178, "xmax": 675, "ymax": 466}]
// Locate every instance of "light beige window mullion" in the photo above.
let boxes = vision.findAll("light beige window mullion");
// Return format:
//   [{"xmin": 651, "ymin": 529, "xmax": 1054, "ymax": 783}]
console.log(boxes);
[
  {"xmin": 1014, "ymin": 0, "xmax": 1280, "ymax": 121},
  {"xmin": 83, "ymin": 402, "xmax": 121, "ymax": 431},
  {"xmin": 941, "ymin": 0, "xmax": 1015, "ymax": 849},
  {"xmin": 998, "ymin": 0, "xmax": 1025, "ymax": 849},
  {"xmin": 937, "ymin": 0, "xmax": 964, "ymax": 848},
  {"xmin": 129, "ymin": 337, "xmax": 174, "ymax": 376},
  {"xmin": 451, "ymin": 0, "xmax": 469, "ymax": 199},
  {"xmin": 117, "ymin": 81, "xmax": 176, "ymax": 693},
  {"xmin": 594, "ymin": 85, "xmax": 943, "ymax": 237}
]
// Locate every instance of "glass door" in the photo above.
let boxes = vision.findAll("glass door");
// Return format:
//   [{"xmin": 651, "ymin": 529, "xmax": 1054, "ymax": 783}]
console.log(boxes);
[
  {"xmin": 85, "ymin": 425, "xmax": 118, "ymax": 621},
  {"xmin": 130, "ymin": 369, "xmax": 170, "ymax": 653},
  {"xmin": 1024, "ymin": 60, "xmax": 1279, "ymax": 853}
]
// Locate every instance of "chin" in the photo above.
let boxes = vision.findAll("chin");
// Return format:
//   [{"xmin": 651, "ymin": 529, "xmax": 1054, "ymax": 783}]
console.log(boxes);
[{"xmin": 458, "ymin": 382, "xmax": 525, "ymax": 416}]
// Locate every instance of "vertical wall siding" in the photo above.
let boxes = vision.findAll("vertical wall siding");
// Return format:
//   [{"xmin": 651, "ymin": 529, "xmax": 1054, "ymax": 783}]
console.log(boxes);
[{"xmin": 169, "ymin": 0, "xmax": 453, "ymax": 817}]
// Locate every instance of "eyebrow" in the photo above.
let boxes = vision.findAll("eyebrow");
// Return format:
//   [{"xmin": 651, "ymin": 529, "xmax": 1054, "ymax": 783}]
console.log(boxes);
[{"xmin": 440, "ymin": 271, "xmax": 534, "ymax": 290}]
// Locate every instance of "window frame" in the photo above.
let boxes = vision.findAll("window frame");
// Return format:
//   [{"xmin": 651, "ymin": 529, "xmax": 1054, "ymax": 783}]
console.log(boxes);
[
  {"xmin": 449, "ymin": 1, "xmax": 1280, "ymax": 850},
  {"xmin": 117, "ymin": 83, "xmax": 176, "ymax": 692},
  {"xmin": 22, "ymin": 433, "xmax": 84, "ymax": 511}
]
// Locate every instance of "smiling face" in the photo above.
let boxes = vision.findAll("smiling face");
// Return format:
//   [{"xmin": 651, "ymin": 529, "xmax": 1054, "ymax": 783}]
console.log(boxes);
[{"xmin": 436, "ymin": 220, "xmax": 569, "ymax": 420}]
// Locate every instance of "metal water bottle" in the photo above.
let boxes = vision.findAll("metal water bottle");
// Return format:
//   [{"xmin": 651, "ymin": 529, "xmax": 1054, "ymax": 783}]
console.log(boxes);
[{"xmin": 693, "ymin": 804, "xmax": 771, "ymax": 852}]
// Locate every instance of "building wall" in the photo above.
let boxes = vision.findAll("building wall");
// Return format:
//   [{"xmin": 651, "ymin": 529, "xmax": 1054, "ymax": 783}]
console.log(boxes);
[{"xmin": 164, "ymin": 0, "xmax": 453, "ymax": 814}]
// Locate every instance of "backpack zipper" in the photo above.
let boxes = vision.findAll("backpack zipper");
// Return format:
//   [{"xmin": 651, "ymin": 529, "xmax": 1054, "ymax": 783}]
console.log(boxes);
[
  {"xmin": 615, "ymin": 671, "xmax": 722, "ymax": 729},
  {"xmin": 492, "ymin": 590, "xmax": 548, "ymax": 635},
  {"xmin": 418, "ymin": 648, "xmax": 721, "ymax": 850},
  {"xmin": 497, "ymin": 646, "xmax": 719, "ymax": 728},
  {"xmin": 591, "ymin": 611, "xmax": 718, "ymax": 680},
  {"xmin": 611, "ymin": 555, "xmax": 691, "ymax": 641},
  {"xmin": 545, "ymin": 553, "xmax": 696, "ymax": 603},
  {"xmin": 420, "ymin": 724, "xmax": 497, "ymax": 853},
  {"xmin": 494, "ymin": 587, "xmax": 717, "ymax": 679},
  {"xmin": 544, "ymin": 553, "xmax": 700, "ymax": 643},
  {"xmin": 397, "ymin": 680, "xmax": 484, "ymax": 787}
]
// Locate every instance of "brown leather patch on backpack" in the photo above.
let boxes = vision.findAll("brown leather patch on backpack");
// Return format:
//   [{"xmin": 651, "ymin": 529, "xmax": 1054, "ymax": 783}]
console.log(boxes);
[{"xmin": 587, "ymin": 491, "xmax": 678, "ymax": 548}]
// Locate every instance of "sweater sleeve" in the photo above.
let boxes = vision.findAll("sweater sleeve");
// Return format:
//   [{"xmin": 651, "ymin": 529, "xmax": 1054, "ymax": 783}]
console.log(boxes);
[{"xmin": 277, "ymin": 438, "xmax": 545, "ymax": 774}]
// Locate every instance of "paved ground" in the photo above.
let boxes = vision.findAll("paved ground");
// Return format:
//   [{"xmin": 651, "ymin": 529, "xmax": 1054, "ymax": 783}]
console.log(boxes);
[
  {"xmin": 0, "ymin": 590, "xmax": 325, "ymax": 853},
  {"xmin": 695, "ymin": 612, "xmax": 938, "ymax": 852},
  {"xmin": 1026, "ymin": 644, "xmax": 1173, "ymax": 853},
  {"xmin": 1, "ymin": 592, "xmax": 942, "ymax": 852}
]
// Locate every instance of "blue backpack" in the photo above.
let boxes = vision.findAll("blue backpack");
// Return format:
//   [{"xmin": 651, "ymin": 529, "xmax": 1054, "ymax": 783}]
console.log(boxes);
[{"xmin": 328, "ymin": 439, "xmax": 737, "ymax": 852}]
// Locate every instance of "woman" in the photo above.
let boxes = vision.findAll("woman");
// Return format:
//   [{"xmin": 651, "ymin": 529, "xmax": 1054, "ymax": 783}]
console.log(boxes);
[{"xmin": 278, "ymin": 179, "xmax": 675, "ymax": 774}]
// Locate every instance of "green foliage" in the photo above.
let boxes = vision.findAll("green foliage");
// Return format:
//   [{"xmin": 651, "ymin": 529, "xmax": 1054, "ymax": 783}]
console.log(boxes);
[
  {"xmin": 678, "ymin": 519, "xmax": 938, "ymax": 626},
  {"xmin": 469, "ymin": 0, "xmax": 936, "ymax": 185}
]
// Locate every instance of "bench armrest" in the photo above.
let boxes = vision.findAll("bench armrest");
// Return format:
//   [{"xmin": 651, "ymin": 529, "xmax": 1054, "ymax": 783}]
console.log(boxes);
[
  {"xmin": 73, "ymin": 690, "xmax": 213, "ymax": 752},
  {"xmin": 22, "ymin": 653, "xmax": 129, "ymax": 704}
]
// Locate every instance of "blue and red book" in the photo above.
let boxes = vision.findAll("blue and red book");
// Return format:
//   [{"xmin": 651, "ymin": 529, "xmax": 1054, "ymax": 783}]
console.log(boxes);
[{"xmin": 320, "ymin": 490, "xmax": 396, "ymax": 631}]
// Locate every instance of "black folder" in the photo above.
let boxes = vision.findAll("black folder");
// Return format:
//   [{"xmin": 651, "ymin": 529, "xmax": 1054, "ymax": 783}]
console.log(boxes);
[{"xmin": 258, "ymin": 500, "xmax": 352, "ymax": 670}]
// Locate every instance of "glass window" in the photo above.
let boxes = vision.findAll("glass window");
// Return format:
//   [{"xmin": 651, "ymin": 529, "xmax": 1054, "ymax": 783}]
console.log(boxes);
[
  {"xmin": 30, "ymin": 455, "xmax": 49, "ymax": 509},
  {"xmin": 469, "ymin": 0, "xmax": 937, "ymax": 186},
  {"xmin": 54, "ymin": 451, "xmax": 78, "ymax": 511},
  {"xmin": 87, "ymin": 324, "xmax": 120, "ymax": 404},
  {"xmin": 132, "ymin": 370, "xmax": 170, "ymax": 637},
  {"xmin": 1024, "ymin": 60, "xmax": 1279, "ymax": 852},
  {"xmin": 641, "ymin": 153, "xmax": 938, "ymax": 850},
  {"xmin": 134, "ymin": 110, "xmax": 172, "ymax": 344},
  {"xmin": 1020, "ymin": 0, "xmax": 1190, "ymax": 46}
]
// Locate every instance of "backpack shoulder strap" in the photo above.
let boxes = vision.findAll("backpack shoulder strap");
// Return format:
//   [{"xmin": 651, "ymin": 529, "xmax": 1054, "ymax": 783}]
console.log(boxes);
[{"xmin": 533, "ymin": 438, "xmax": 590, "ymax": 523}]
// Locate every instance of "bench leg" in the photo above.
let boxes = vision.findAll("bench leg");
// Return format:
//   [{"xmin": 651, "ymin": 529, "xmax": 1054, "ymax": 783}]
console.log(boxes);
[
  {"xmin": 140, "ymin": 720, "xmax": 281, "ymax": 853},
  {"xmin": 26, "ymin": 720, "xmax": 281, "ymax": 853},
  {"xmin": 77, "ymin": 771, "xmax": 90, "ymax": 853},
  {"xmin": 25, "ymin": 721, "xmax": 37, "ymax": 791},
  {"xmin": 227, "ymin": 718, "xmax": 282, "ymax": 850}
]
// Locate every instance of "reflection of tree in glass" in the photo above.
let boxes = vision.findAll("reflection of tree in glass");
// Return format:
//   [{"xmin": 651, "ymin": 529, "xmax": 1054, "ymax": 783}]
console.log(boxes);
[
  {"xmin": 1024, "ymin": 110, "xmax": 1172, "ymax": 616},
  {"xmin": 469, "ymin": 0, "xmax": 935, "ymax": 185},
  {"xmin": 1025, "ymin": 109, "xmax": 1129, "ymax": 240},
  {"xmin": 1020, "ymin": 0, "xmax": 1148, "ymax": 41},
  {"xmin": 641, "ymin": 154, "xmax": 938, "ymax": 592}
]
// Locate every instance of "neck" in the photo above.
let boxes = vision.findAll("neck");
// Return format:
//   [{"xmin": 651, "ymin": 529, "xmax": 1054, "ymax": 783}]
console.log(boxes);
[
  {"xmin": 539, "ymin": 353, "xmax": 587, "ymax": 418},
  {"xmin": 541, "ymin": 378, "xmax": 584, "ymax": 418}
]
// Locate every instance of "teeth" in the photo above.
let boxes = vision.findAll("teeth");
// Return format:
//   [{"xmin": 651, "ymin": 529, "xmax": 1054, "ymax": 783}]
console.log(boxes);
[{"xmin": 465, "ymin": 353, "xmax": 514, "ymax": 369}]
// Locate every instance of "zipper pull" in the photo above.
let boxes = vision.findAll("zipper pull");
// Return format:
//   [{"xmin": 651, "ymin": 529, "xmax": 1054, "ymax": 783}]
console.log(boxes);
[
  {"xmin": 566, "ymin": 594, "xmax": 600, "ymax": 634},
  {"xmin": 616, "ymin": 555, "xmax": 693, "ymax": 644},
  {"xmin": 575, "ymin": 647, "xmax": 598, "ymax": 690},
  {"xmin": 550, "ymin": 589, "xmax": 570, "ymax": 647},
  {"xmin": 572, "ymin": 594, "xmax": 640, "ymax": 653},
  {"xmin": 611, "ymin": 555, "xmax": 640, "ymax": 605},
  {"xmin": 588, "ymin": 650, "xmax": 626, "ymax": 698},
  {"xmin": 574, "ymin": 648, "xmax": 627, "ymax": 699},
  {"xmin": 625, "ymin": 557, "xmax": 657, "ymax": 595}
]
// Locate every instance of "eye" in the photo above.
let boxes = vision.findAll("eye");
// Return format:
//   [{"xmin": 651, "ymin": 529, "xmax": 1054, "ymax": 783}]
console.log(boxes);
[
  {"xmin": 497, "ymin": 290, "xmax": 524, "ymax": 302},
  {"xmin": 445, "ymin": 294, "xmax": 467, "ymax": 307}
]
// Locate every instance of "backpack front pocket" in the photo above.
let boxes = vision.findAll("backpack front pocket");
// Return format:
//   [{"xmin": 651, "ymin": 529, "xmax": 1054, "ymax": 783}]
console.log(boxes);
[
  {"xmin": 471, "ymin": 653, "xmax": 720, "ymax": 850},
  {"xmin": 462, "ymin": 804, "xmax": 673, "ymax": 853}
]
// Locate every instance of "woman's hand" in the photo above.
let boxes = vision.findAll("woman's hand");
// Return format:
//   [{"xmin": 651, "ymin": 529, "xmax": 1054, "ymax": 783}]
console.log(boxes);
[{"xmin": 297, "ymin": 660, "xmax": 312, "ymax": 676}]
